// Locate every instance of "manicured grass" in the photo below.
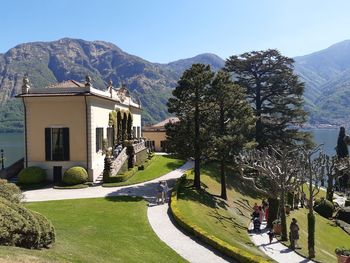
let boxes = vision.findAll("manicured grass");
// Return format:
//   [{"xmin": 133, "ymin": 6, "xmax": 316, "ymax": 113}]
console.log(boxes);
[
  {"xmin": 103, "ymin": 155, "xmax": 185, "ymax": 187},
  {"xmin": 176, "ymin": 162, "xmax": 272, "ymax": 261},
  {"xmin": 281, "ymin": 208, "xmax": 350, "ymax": 263},
  {"xmin": 0, "ymin": 197, "xmax": 184, "ymax": 263}
]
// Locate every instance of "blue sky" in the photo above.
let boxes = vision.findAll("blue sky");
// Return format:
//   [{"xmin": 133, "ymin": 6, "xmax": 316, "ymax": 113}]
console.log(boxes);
[{"xmin": 2, "ymin": 0, "xmax": 350, "ymax": 62}]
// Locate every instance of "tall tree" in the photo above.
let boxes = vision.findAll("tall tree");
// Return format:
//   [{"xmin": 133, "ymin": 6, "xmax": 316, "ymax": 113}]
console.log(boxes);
[
  {"xmin": 167, "ymin": 64, "xmax": 214, "ymax": 189},
  {"xmin": 208, "ymin": 71, "xmax": 255, "ymax": 199},
  {"xmin": 225, "ymin": 49, "xmax": 311, "ymax": 148}
]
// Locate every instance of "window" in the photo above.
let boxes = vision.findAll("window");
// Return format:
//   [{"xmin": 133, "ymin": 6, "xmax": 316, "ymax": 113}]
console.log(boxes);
[
  {"xmin": 96, "ymin": 128, "xmax": 104, "ymax": 152},
  {"xmin": 107, "ymin": 127, "xmax": 114, "ymax": 147},
  {"xmin": 45, "ymin": 128, "xmax": 70, "ymax": 161}
]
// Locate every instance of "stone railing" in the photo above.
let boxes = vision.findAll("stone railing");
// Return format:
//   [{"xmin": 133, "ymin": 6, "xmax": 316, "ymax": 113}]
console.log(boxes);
[
  {"xmin": 111, "ymin": 148, "xmax": 128, "ymax": 175},
  {"xmin": 133, "ymin": 141, "xmax": 146, "ymax": 154},
  {"xmin": 0, "ymin": 158, "xmax": 24, "ymax": 180}
]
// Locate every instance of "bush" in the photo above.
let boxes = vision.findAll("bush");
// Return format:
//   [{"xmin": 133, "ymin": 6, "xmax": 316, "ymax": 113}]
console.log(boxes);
[
  {"xmin": 314, "ymin": 198, "xmax": 334, "ymax": 218},
  {"xmin": 31, "ymin": 211, "xmax": 55, "ymax": 248},
  {"xmin": 335, "ymin": 247, "xmax": 350, "ymax": 256},
  {"xmin": 0, "ymin": 179, "xmax": 22, "ymax": 203},
  {"xmin": 18, "ymin": 166, "xmax": 46, "ymax": 184},
  {"xmin": 63, "ymin": 166, "xmax": 88, "ymax": 185},
  {"xmin": 138, "ymin": 165, "xmax": 144, "ymax": 170}
]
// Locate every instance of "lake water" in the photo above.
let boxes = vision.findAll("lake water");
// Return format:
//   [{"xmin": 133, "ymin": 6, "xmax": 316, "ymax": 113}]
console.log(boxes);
[
  {"xmin": 0, "ymin": 133, "xmax": 24, "ymax": 168},
  {"xmin": 0, "ymin": 129, "xmax": 342, "ymax": 168}
]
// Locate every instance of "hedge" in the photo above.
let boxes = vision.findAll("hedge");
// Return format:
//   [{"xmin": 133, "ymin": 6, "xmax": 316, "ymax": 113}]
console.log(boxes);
[
  {"xmin": 105, "ymin": 166, "xmax": 138, "ymax": 183},
  {"xmin": 314, "ymin": 198, "xmax": 334, "ymax": 218},
  {"xmin": 0, "ymin": 197, "xmax": 55, "ymax": 249},
  {"xmin": 63, "ymin": 166, "xmax": 88, "ymax": 185},
  {"xmin": 170, "ymin": 176, "xmax": 270, "ymax": 263},
  {"xmin": 18, "ymin": 166, "xmax": 47, "ymax": 184},
  {"xmin": 0, "ymin": 179, "xmax": 22, "ymax": 203}
]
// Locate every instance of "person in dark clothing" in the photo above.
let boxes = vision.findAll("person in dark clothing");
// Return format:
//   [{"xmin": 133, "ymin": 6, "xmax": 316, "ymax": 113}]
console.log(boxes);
[{"xmin": 289, "ymin": 218, "xmax": 300, "ymax": 249}]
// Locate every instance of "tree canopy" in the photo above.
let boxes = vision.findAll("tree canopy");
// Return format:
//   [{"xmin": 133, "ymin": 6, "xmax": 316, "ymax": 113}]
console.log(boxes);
[{"xmin": 225, "ymin": 49, "xmax": 311, "ymax": 148}]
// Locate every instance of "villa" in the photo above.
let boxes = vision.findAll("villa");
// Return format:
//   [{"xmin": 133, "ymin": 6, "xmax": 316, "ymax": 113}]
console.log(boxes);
[
  {"xmin": 143, "ymin": 117, "xmax": 178, "ymax": 152},
  {"xmin": 16, "ymin": 76, "xmax": 143, "ymax": 183}
]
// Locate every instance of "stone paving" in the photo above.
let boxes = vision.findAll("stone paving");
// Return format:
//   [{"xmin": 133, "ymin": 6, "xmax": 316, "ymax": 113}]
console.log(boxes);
[{"xmin": 248, "ymin": 221, "xmax": 314, "ymax": 263}]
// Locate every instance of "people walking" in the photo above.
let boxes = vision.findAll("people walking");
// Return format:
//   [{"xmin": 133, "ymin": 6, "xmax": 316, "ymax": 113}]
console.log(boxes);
[{"xmin": 289, "ymin": 218, "xmax": 300, "ymax": 250}]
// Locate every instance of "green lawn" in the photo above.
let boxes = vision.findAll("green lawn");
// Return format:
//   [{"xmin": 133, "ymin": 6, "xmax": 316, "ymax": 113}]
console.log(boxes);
[
  {"xmin": 176, "ymin": 162, "xmax": 272, "ymax": 261},
  {"xmin": 103, "ymin": 155, "xmax": 185, "ymax": 187},
  {"xmin": 0, "ymin": 197, "xmax": 185, "ymax": 263},
  {"xmin": 282, "ymin": 208, "xmax": 350, "ymax": 263}
]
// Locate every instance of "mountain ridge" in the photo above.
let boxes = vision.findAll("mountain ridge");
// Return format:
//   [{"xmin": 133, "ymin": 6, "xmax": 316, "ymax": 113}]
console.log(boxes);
[{"xmin": 1, "ymin": 37, "xmax": 350, "ymax": 132}]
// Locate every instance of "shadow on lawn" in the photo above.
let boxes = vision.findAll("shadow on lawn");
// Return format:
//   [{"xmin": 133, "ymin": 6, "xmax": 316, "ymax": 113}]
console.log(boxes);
[
  {"xmin": 103, "ymin": 178, "xmax": 179, "ymax": 204},
  {"xmin": 200, "ymin": 162, "xmax": 265, "ymax": 200},
  {"xmin": 177, "ymin": 178, "xmax": 228, "ymax": 210}
]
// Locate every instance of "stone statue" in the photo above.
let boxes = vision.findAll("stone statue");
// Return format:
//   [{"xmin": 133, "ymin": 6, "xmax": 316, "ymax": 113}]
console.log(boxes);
[
  {"xmin": 85, "ymin": 75, "xmax": 92, "ymax": 89},
  {"xmin": 22, "ymin": 74, "xmax": 30, "ymax": 93}
]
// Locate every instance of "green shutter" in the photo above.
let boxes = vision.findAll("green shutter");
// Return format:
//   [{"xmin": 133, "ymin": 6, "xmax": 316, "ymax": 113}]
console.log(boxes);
[
  {"xmin": 45, "ymin": 128, "xmax": 51, "ymax": 161},
  {"xmin": 63, "ymin": 128, "xmax": 70, "ymax": 161}
]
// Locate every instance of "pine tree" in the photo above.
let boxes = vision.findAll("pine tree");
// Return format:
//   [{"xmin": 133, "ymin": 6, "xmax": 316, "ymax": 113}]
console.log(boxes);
[
  {"xmin": 167, "ymin": 64, "xmax": 214, "ymax": 189},
  {"xmin": 225, "ymin": 49, "xmax": 311, "ymax": 148},
  {"xmin": 208, "ymin": 71, "xmax": 255, "ymax": 199}
]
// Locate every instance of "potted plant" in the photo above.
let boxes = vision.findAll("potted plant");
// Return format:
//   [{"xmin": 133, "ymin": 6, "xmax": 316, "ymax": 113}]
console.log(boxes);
[
  {"xmin": 335, "ymin": 247, "xmax": 350, "ymax": 263},
  {"xmin": 285, "ymin": 204, "xmax": 291, "ymax": 215},
  {"xmin": 272, "ymin": 219, "xmax": 282, "ymax": 235}
]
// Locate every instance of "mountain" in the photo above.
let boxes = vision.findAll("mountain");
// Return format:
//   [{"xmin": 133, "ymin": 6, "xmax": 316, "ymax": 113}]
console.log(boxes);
[
  {"xmin": 0, "ymin": 38, "xmax": 224, "ymax": 132},
  {"xmin": 294, "ymin": 40, "xmax": 350, "ymax": 125}
]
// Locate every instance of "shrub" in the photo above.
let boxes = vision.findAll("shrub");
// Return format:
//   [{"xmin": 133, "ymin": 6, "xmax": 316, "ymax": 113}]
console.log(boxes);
[
  {"xmin": 0, "ymin": 197, "xmax": 41, "ymax": 248},
  {"xmin": 18, "ymin": 166, "xmax": 46, "ymax": 184},
  {"xmin": 0, "ymin": 197, "xmax": 55, "ymax": 249},
  {"xmin": 31, "ymin": 211, "xmax": 55, "ymax": 248},
  {"xmin": 63, "ymin": 166, "xmax": 88, "ymax": 185},
  {"xmin": 138, "ymin": 165, "xmax": 144, "ymax": 170},
  {"xmin": 314, "ymin": 198, "xmax": 334, "ymax": 218},
  {"xmin": 0, "ymin": 179, "xmax": 22, "ymax": 203},
  {"xmin": 335, "ymin": 247, "xmax": 350, "ymax": 256}
]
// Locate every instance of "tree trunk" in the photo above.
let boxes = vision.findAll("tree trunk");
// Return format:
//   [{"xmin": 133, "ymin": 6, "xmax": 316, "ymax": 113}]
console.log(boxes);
[
  {"xmin": 193, "ymin": 92, "xmax": 201, "ymax": 189},
  {"xmin": 220, "ymin": 159, "xmax": 227, "ymax": 200},
  {"xmin": 280, "ymin": 191, "xmax": 288, "ymax": 241},
  {"xmin": 308, "ymin": 162, "xmax": 315, "ymax": 258},
  {"xmin": 267, "ymin": 197, "xmax": 279, "ymax": 229},
  {"xmin": 219, "ymin": 103, "xmax": 227, "ymax": 200},
  {"xmin": 255, "ymin": 83, "xmax": 263, "ymax": 148}
]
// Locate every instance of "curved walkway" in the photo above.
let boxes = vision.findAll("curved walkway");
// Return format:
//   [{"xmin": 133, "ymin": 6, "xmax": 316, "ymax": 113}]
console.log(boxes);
[
  {"xmin": 23, "ymin": 160, "xmax": 231, "ymax": 263},
  {"xmin": 248, "ymin": 222, "xmax": 314, "ymax": 263}
]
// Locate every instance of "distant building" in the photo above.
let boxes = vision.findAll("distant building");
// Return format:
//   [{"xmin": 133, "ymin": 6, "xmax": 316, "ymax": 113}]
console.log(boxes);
[
  {"xmin": 143, "ymin": 117, "xmax": 179, "ymax": 152},
  {"xmin": 16, "ymin": 76, "xmax": 142, "ymax": 182}
]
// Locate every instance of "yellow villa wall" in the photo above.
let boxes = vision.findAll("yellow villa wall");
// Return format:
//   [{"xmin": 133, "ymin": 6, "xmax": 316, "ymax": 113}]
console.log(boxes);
[
  {"xmin": 24, "ymin": 96, "xmax": 87, "ymax": 179},
  {"xmin": 143, "ymin": 131, "xmax": 166, "ymax": 151}
]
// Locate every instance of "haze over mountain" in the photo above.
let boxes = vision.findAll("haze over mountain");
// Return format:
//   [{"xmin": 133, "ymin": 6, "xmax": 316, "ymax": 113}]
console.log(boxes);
[{"xmin": 0, "ymin": 37, "xmax": 350, "ymax": 132}]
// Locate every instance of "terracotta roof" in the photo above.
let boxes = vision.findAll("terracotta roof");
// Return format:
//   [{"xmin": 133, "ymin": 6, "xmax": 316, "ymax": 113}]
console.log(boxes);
[
  {"xmin": 46, "ymin": 80, "xmax": 85, "ymax": 88},
  {"xmin": 151, "ymin": 117, "xmax": 179, "ymax": 128},
  {"xmin": 143, "ymin": 117, "xmax": 179, "ymax": 132}
]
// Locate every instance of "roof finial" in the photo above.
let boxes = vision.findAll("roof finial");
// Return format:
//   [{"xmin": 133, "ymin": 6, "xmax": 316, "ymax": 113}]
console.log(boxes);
[
  {"xmin": 85, "ymin": 75, "xmax": 92, "ymax": 89},
  {"xmin": 22, "ymin": 73, "xmax": 30, "ymax": 94}
]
